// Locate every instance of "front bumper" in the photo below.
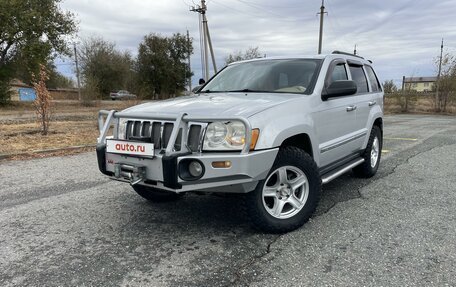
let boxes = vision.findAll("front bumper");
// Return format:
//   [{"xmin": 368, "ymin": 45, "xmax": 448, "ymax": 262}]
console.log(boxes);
[{"xmin": 97, "ymin": 143, "xmax": 278, "ymax": 193}]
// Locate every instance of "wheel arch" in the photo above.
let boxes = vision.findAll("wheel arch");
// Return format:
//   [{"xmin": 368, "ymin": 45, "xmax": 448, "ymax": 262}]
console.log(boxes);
[
  {"xmin": 280, "ymin": 133, "xmax": 314, "ymax": 159},
  {"xmin": 373, "ymin": 117, "xmax": 383, "ymax": 136}
]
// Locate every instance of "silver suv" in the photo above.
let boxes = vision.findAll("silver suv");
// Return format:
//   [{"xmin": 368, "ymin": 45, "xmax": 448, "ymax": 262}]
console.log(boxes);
[{"xmin": 96, "ymin": 51, "xmax": 384, "ymax": 233}]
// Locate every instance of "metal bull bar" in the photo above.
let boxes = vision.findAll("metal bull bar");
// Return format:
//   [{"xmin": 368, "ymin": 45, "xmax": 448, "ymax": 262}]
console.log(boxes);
[{"xmin": 97, "ymin": 110, "xmax": 253, "ymax": 155}]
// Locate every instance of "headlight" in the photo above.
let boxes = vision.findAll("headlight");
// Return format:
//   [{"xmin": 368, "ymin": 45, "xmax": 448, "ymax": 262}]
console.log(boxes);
[
  {"xmin": 117, "ymin": 118, "xmax": 128, "ymax": 139},
  {"xmin": 203, "ymin": 121, "xmax": 247, "ymax": 151}
]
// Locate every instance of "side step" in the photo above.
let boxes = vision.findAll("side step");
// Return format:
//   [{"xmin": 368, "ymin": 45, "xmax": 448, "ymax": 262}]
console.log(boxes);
[{"xmin": 321, "ymin": 158, "xmax": 365, "ymax": 184}]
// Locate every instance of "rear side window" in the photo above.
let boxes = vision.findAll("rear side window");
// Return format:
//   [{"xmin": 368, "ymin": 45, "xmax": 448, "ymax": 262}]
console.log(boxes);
[
  {"xmin": 365, "ymin": 66, "xmax": 382, "ymax": 92},
  {"xmin": 349, "ymin": 65, "xmax": 368, "ymax": 94}
]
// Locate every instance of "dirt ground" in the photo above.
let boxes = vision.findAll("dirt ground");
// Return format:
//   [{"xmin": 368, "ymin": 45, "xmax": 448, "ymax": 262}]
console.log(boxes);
[{"xmin": 0, "ymin": 100, "xmax": 142, "ymax": 160}]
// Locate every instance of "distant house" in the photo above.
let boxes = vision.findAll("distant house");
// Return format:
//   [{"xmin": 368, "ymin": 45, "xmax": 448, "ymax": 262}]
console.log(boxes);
[
  {"xmin": 9, "ymin": 79, "xmax": 79, "ymax": 101},
  {"xmin": 9, "ymin": 79, "xmax": 36, "ymax": 101},
  {"xmin": 403, "ymin": 76, "xmax": 437, "ymax": 92}
]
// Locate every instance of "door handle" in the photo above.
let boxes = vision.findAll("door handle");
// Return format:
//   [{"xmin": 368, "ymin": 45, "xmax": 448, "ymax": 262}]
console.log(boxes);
[
  {"xmin": 368, "ymin": 101, "xmax": 377, "ymax": 107},
  {"xmin": 346, "ymin": 105, "xmax": 357, "ymax": 112}
]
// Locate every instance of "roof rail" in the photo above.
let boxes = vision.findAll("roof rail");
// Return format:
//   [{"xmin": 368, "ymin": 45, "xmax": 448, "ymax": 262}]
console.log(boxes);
[{"xmin": 332, "ymin": 50, "xmax": 364, "ymax": 59}]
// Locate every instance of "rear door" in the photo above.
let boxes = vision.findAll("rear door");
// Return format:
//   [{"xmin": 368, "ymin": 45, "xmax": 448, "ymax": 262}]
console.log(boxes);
[
  {"xmin": 349, "ymin": 63, "xmax": 382, "ymax": 148},
  {"xmin": 346, "ymin": 61, "xmax": 371, "ymax": 151}
]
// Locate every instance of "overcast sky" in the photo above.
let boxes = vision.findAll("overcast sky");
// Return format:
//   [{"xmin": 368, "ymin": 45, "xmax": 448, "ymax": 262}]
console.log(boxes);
[{"xmin": 57, "ymin": 0, "xmax": 456, "ymax": 87}]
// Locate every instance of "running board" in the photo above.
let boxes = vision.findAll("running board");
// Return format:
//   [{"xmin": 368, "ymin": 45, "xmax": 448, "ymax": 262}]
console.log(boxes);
[{"xmin": 321, "ymin": 158, "xmax": 365, "ymax": 184}]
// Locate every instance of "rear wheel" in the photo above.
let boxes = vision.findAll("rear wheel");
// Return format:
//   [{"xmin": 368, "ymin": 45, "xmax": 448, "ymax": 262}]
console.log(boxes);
[
  {"xmin": 353, "ymin": 125, "xmax": 382, "ymax": 177},
  {"xmin": 244, "ymin": 147, "xmax": 321, "ymax": 233},
  {"xmin": 132, "ymin": 185, "xmax": 184, "ymax": 202}
]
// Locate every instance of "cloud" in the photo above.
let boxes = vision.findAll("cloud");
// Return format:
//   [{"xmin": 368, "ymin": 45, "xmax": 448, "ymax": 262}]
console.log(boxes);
[{"xmin": 58, "ymin": 0, "xmax": 456, "ymax": 86}]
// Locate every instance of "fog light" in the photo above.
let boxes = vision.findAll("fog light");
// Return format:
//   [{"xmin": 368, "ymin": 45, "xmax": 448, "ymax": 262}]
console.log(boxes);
[{"xmin": 189, "ymin": 161, "xmax": 203, "ymax": 177}]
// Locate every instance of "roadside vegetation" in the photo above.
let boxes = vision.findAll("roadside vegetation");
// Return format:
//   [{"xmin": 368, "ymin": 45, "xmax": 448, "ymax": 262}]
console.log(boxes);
[
  {"xmin": 1, "ymin": 0, "xmax": 453, "ymax": 161},
  {"xmin": 383, "ymin": 53, "xmax": 456, "ymax": 114},
  {"xmin": 0, "ymin": 100, "xmax": 139, "ymax": 160}
]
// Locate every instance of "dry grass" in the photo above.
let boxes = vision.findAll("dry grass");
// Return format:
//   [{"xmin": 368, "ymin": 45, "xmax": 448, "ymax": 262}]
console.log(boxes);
[
  {"xmin": 0, "ymin": 120, "xmax": 99, "ymax": 154},
  {"xmin": 0, "ymin": 100, "xmax": 144, "ymax": 160},
  {"xmin": 384, "ymin": 95, "xmax": 456, "ymax": 115}
]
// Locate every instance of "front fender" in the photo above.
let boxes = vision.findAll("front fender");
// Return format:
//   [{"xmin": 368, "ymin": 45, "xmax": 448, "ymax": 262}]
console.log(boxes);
[{"xmin": 249, "ymin": 111, "xmax": 320, "ymax": 166}]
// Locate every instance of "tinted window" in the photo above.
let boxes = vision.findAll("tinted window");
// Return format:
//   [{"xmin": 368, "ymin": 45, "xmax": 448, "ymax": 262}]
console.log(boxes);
[
  {"xmin": 330, "ymin": 64, "xmax": 348, "ymax": 83},
  {"xmin": 365, "ymin": 66, "xmax": 382, "ymax": 92},
  {"xmin": 349, "ymin": 65, "xmax": 368, "ymax": 94}
]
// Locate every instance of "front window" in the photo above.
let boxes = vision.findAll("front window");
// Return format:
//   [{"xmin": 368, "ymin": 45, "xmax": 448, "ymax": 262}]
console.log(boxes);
[{"xmin": 201, "ymin": 59, "xmax": 322, "ymax": 95}]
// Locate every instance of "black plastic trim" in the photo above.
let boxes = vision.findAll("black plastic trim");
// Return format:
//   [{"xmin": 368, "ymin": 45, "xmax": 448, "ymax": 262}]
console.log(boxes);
[
  {"xmin": 332, "ymin": 50, "xmax": 364, "ymax": 59},
  {"xmin": 162, "ymin": 152, "xmax": 192, "ymax": 189},
  {"xmin": 96, "ymin": 144, "xmax": 113, "ymax": 176}
]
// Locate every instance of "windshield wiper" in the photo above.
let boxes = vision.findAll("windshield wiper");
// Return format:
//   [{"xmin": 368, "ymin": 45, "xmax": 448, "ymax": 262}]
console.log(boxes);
[
  {"xmin": 227, "ymin": 89, "xmax": 269, "ymax": 93},
  {"xmin": 199, "ymin": 90, "xmax": 225, "ymax": 93}
]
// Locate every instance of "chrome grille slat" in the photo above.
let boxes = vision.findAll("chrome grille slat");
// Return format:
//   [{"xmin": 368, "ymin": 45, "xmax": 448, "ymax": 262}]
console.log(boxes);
[
  {"xmin": 162, "ymin": 123, "xmax": 173, "ymax": 148},
  {"xmin": 152, "ymin": 122, "xmax": 162, "ymax": 149},
  {"xmin": 188, "ymin": 125, "xmax": 202, "ymax": 152},
  {"xmin": 124, "ymin": 120, "xmax": 204, "ymax": 152}
]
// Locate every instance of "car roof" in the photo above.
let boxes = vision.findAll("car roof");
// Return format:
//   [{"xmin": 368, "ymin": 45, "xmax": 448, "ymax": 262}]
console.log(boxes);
[{"xmin": 228, "ymin": 53, "xmax": 372, "ymax": 66}]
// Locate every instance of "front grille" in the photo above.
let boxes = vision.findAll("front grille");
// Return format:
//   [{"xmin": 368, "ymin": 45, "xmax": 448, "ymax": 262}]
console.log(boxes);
[{"xmin": 125, "ymin": 120, "xmax": 204, "ymax": 152}]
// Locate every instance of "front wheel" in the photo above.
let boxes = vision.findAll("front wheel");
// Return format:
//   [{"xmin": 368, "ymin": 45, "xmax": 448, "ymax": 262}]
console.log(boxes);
[
  {"xmin": 132, "ymin": 185, "xmax": 184, "ymax": 202},
  {"xmin": 244, "ymin": 147, "xmax": 321, "ymax": 233}
]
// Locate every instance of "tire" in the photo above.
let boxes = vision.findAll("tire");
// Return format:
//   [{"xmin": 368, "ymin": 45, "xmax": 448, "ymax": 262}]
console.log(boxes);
[
  {"xmin": 353, "ymin": 125, "xmax": 382, "ymax": 178},
  {"xmin": 132, "ymin": 185, "xmax": 184, "ymax": 202},
  {"xmin": 243, "ymin": 147, "xmax": 321, "ymax": 233}
]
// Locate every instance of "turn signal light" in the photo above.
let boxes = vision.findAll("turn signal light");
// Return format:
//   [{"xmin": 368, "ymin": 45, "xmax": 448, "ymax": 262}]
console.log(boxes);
[
  {"xmin": 212, "ymin": 161, "xmax": 232, "ymax": 168},
  {"xmin": 250, "ymin": 129, "xmax": 260, "ymax": 151}
]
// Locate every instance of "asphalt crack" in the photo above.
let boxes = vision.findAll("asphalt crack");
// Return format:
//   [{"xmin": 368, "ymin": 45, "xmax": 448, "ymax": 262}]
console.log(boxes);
[
  {"xmin": 231, "ymin": 234, "xmax": 282, "ymax": 286},
  {"xmin": 319, "ymin": 132, "xmax": 456, "ymax": 216}
]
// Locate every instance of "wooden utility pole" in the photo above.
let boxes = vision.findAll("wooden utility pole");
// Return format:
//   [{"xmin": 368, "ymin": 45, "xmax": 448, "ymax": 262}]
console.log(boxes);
[
  {"xmin": 435, "ymin": 38, "xmax": 444, "ymax": 112},
  {"xmin": 187, "ymin": 29, "xmax": 192, "ymax": 92},
  {"xmin": 317, "ymin": 0, "xmax": 327, "ymax": 54},
  {"xmin": 73, "ymin": 43, "xmax": 81, "ymax": 101}
]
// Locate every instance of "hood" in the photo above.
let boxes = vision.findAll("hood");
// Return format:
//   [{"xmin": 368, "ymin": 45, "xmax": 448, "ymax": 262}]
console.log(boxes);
[{"xmin": 121, "ymin": 93, "xmax": 300, "ymax": 118}]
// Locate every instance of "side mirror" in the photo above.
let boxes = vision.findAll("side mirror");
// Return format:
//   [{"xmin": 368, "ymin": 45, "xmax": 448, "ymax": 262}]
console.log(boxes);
[
  {"xmin": 191, "ymin": 85, "xmax": 202, "ymax": 93},
  {"xmin": 322, "ymin": 80, "xmax": 357, "ymax": 100}
]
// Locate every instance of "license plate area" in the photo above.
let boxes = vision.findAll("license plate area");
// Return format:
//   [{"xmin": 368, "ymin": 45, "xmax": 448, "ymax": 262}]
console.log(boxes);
[{"xmin": 106, "ymin": 139, "xmax": 154, "ymax": 158}]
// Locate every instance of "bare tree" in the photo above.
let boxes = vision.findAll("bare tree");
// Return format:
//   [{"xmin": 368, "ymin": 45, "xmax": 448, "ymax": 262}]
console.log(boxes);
[
  {"xmin": 382, "ymin": 80, "xmax": 398, "ymax": 94},
  {"xmin": 225, "ymin": 47, "xmax": 262, "ymax": 65},
  {"xmin": 434, "ymin": 53, "xmax": 456, "ymax": 112},
  {"xmin": 32, "ymin": 64, "xmax": 52, "ymax": 135}
]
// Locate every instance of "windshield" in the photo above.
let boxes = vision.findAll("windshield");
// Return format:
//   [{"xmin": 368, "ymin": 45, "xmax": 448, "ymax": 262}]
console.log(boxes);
[{"xmin": 201, "ymin": 59, "xmax": 322, "ymax": 94}]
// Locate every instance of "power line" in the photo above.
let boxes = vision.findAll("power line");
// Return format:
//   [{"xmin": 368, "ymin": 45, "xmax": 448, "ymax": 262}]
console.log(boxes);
[
  {"xmin": 235, "ymin": 0, "xmax": 308, "ymax": 9},
  {"xmin": 235, "ymin": 0, "xmax": 293, "ymax": 19},
  {"xmin": 211, "ymin": 0, "xmax": 312, "ymax": 22}
]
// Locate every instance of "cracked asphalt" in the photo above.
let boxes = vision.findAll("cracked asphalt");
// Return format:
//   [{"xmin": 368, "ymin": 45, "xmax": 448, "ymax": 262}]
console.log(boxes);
[{"xmin": 1, "ymin": 114, "xmax": 456, "ymax": 286}]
